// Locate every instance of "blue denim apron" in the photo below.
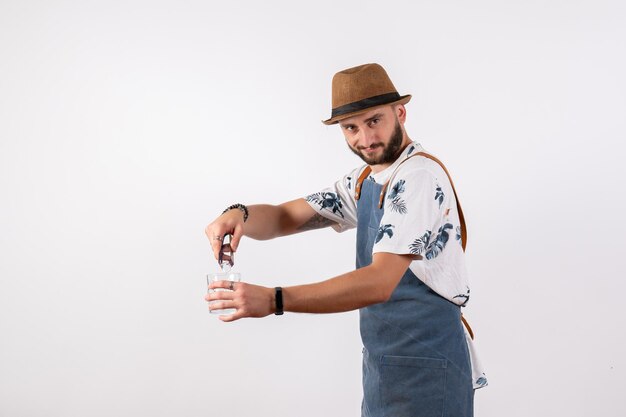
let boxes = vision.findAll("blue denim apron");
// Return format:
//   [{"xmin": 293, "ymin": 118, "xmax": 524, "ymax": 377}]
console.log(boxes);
[{"xmin": 357, "ymin": 175, "xmax": 474, "ymax": 417}]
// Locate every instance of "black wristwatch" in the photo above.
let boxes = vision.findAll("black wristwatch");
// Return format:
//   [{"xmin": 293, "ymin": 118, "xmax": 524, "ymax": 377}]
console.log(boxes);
[{"xmin": 274, "ymin": 287, "xmax": 284, "ymax": 315}]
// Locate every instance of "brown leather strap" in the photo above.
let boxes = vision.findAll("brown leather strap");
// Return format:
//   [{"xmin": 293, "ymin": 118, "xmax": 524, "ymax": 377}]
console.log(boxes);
[
  {"xmin": 379, "ymin": 152, "xmax": 467, "ymax": 251},
  {"xmin": 354, "ymin": 165, "xmax": 372, "ymax": 201},
  {"xmin": 355, "ymin": 152, "xmax": 473, "ymax": 339},
  {"xmin": 461, "ymin": 314, "xmax": 474, "ymax": 340},
  {"xmin": 378, "ymin": 182, "xmax": 390, "ymax": 208},
  {"xmin": 396, "ymin": 153, "xmax": 473, "ymax": 339}
]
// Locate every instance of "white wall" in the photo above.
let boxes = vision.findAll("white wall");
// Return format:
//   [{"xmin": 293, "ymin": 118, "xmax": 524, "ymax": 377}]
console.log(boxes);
[{"xmin": 1, "ymin": 1, "xmax": 625, "ymax": 416}]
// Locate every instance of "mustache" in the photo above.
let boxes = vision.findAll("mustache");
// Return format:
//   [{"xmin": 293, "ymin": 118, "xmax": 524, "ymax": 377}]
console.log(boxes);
[{"xmin": 357, "ymin": 143, "xmax": 384, "ymax": 150}]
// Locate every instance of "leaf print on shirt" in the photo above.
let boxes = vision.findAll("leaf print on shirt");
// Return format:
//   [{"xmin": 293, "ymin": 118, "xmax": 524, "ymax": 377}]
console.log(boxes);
[
  {"xmin": 475, "ymin": 375, "xmax": 488, "ymax": 388},
  {"xmin": 456, "ymin": 225, "xmax": 462, "ymax": 244},
  {"xmin": 435, "ymin": 185, "xmax": 444, "ymax": 208},
  {"xmin": 375, "ymin": 224, "xmax": 395, "ymax": 243},
  {"xmin": 453, "ymin": 287, "xmax": 470, "ymax": 307},
  {"xmin": 306, "ymin": 192, "xmax": 345, "ymax": 218},
  {"xmin": 407, "ymin": 144, "xmax": 415, "ymax": 155},
  {"xmin": 409, "ymin": 223, "xmax": 454, "ymax": 259},
  {"xmin": 409, "ymin": 230, "xmax": 432, "ymax": 256},
  {"xmin": 388, "ymin": 179, "xmax": 405, "ymax": 199},
  {"xmin": 426, "ymin": 223, "xmax": 454, "ymax": 259},
  {"xmin": 346, "ymin": 176, "xmax": 352, "ymax": 190},
  {"xmin": 387, "ymin": 179, "xmax": 407, "ymax": 214}
]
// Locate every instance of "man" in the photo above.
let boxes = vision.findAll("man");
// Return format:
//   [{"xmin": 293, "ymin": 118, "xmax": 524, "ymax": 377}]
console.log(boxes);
[{"xmin": 205, "ymin": 63, "xmax": 486, "ymax": 417}]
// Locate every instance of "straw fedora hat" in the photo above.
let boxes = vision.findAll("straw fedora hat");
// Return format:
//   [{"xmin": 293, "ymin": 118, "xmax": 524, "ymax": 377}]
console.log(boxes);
[{"xmin": 322, "ymin": 63, "xmax": 411, "ymax": 125}]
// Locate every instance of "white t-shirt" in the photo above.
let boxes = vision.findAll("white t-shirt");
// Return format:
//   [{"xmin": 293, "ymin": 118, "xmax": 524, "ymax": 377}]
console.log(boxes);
[{"xmin": 305, "ymin": 142, "xmax": 470, "ymax": 307}]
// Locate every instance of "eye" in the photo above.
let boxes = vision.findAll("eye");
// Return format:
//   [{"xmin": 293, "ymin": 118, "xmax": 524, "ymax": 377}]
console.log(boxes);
[{"xmin": 368, "ymin": 118, "xmax": 380, "ymax": 127}]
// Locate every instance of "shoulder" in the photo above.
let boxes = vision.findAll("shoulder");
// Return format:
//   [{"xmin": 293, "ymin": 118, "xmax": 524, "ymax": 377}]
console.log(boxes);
[{"xmin": 393, "ymin": 153, "xmax": 449, "ymax": 183}]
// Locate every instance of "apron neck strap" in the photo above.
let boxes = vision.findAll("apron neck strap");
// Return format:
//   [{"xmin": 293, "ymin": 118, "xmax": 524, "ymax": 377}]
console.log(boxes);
[{"xmin": 354, "ymin": 165, "xmax": 372, "ymax": 201}]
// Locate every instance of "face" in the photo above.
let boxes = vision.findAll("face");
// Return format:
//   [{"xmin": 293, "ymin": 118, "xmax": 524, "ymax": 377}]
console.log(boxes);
[{"xmin": 339, "ymin": 105, "xmax": 408, "ymax": 167}]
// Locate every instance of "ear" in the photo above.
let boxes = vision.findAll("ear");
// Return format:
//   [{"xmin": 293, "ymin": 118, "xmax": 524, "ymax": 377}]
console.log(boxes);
[{"xmin": 394, "ymin": 104, "xmax": 407, "ymax": 124}]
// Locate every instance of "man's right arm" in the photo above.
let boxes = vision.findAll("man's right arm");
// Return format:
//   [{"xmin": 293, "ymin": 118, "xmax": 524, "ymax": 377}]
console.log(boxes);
[
  {"xmin": 205, "ymin": 198, "xmax": 337, "ymax": 260},
  {"xmin": 244, "ymin": 199, "xmax": 337, "ymax": 240}
]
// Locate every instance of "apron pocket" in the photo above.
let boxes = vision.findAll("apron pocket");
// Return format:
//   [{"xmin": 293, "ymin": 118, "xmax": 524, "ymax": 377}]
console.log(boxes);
[{"xmin": 380, "ymin": 355, "xmax": 447, "ymax": 417}]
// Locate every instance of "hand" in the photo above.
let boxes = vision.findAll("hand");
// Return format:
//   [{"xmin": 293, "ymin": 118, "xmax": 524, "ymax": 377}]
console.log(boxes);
[
  {"xmin": 205, "ymin": 209, "xmax": 245, "ymax": 261},
  {"xmin": 205, "ymin": 281, "xmax": 274, "ymax": 322}
]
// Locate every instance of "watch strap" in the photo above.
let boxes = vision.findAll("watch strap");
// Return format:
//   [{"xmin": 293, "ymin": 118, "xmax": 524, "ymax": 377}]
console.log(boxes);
[{"xmin": 274, "ymin": 287, "xmax": 284, "ymax": 315}]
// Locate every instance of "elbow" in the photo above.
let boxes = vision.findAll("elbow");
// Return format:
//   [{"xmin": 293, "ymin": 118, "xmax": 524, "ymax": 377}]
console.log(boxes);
[
  {"xmin": 381, "ymin": 288, "xmax": 395, "ymax": 304},
  {"xmin": 370, "ymin": 285, "xmax": 395, "ymax": 305},
  {"xmin": 364, "ymin": 252, "xmax": 414, "ymax": 306},
  {"xmin": 364, "ymin": 266, "xmax": 404, "ymax": 305}
]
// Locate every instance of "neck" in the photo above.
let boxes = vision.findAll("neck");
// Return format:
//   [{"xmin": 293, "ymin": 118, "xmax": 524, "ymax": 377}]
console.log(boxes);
[{"xmin": 369, "ymin": 136, "xmax": 413, "ymax": 174}]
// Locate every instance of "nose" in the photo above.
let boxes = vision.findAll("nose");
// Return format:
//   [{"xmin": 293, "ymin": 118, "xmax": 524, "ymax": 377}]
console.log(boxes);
[{"xmin": 358, "ymin": 126, "xmax": 377, "ymax": 147}]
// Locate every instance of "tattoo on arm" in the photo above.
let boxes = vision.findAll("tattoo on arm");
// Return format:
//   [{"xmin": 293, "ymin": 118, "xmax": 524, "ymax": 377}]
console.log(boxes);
[{"xmin": 297, "ymin": 213, "xmax": 337, "ymax": 232}]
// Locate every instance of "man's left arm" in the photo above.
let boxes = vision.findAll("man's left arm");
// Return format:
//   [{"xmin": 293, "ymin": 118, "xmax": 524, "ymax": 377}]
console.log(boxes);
[{"xmin": 206, "ymin": 252, "xmax": 413, "ymax": 321}]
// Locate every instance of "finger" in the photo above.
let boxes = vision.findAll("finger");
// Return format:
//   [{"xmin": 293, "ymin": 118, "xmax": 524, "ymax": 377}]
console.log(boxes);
[
  {"xmin": 219, "ymin": 310, "xmax": 242, "ymax": 322},
  {"xmin": 209, "ymin": 232, "xmax": 225, "ymax": 260},
  {"xmin": 204, "ymin": 291, "xmax": 235, "ymax": 303},
  {"xmin": 212, "ymin": 241, "xmax": 221, "ymax": 260},
  {"xmin": 208, "ymin": 280, "xmax": 237, "ymax": 291},
  {"xmin": 205, "ymin": 289, "xmax": 235, "ymax": 302},
  {"xmin": 231, "ymin": 223, "xmax": 244, "ymax": 252},
  {"xmin": 208, "ymin": 300, "xmax": 236, "ymax": 313},
  {"xmin": 206, "ymin": 289, "xmax": 236, "ymax": 305},
  {"xmin": 205, "ymin": 226, "xmax": 220, "ymax": 253}
]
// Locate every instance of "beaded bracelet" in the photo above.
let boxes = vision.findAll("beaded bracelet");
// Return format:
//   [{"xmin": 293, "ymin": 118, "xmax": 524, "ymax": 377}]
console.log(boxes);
[{"xmin": 222, "ymin": 203, "xmax": 249, "ymax": 222}]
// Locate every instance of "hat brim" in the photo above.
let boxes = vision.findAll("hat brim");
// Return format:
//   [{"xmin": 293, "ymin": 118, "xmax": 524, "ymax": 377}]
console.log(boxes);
[{"xmin": 321, "ymin": 94, "xmax": 412, "ymax": 125}]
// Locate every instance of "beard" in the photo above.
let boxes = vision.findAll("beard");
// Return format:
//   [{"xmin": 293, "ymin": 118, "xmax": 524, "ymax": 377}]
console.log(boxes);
[{"xmin": 348, "ymin": 120, "xmax": 405, "ymax": 165}]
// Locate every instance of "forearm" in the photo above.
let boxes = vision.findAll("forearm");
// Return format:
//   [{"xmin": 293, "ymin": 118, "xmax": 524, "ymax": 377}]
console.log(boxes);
[
  {"xmin": 243, "ymin": 199, "xmax": 322, "ymax": 240},
  {"xmin": 282, "ymin": 264, "xmax": 395, "ymax": 314},
  {"xmin": 208, "ymin": 199, "xmax": 323, "ymax": 260},
  {"xmin": 242, "ymin": 204, "xmax": 287, "ymax": 240}
]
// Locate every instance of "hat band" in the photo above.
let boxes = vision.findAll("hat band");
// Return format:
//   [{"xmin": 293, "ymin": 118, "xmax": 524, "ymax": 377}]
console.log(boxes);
[{"xmin": 331, "ymin": 92, "xmax": 401, "ymax": 119}]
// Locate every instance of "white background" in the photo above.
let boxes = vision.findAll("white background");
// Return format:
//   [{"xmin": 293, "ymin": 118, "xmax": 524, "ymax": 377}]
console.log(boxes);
[{"xmin": 1, "ymin": 1, "xmax": 625, "ymax": 416}]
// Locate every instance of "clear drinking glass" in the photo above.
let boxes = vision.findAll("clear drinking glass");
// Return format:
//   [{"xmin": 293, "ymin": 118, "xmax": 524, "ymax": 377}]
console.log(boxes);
[{"xmin": 207, "ymin": 271, "xmax": 241, "ymax": 315}]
